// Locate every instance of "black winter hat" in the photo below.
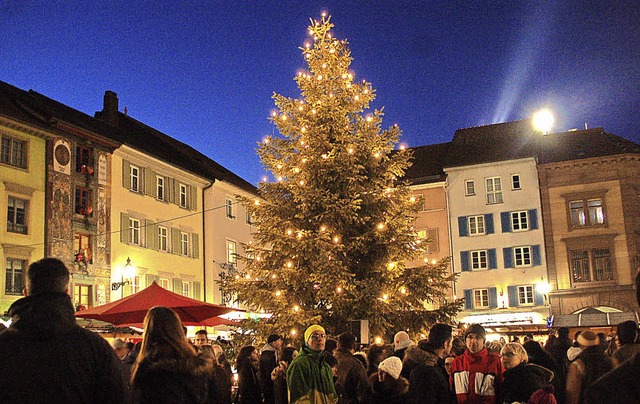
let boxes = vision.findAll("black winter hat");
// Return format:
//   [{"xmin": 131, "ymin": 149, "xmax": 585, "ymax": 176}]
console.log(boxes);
[{"xmin": 465, "ymin": 324, "xmax": 486, "ymax": 340}]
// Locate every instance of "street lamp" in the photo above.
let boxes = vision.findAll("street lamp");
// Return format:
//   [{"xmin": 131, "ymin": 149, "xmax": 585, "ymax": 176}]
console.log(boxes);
[
  {"xmin": 111, "ymin": 257, "xmax": 135, "ymax": 291},
  {"xmin": 532, "ymin": 109, "xmax": 554, "ymax": 135}
]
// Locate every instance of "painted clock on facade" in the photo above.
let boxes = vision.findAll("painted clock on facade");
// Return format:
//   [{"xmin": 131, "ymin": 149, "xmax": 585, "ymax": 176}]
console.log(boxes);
[{"xmin": 55, "ymin": 143, "xmax": 70, "ymax": 166}]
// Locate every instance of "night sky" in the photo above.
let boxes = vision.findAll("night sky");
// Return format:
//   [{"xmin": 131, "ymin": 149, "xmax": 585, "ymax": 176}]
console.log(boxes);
[{"xmin": 2, "ymin": 1, "xmax": 638, "ymax": 184}]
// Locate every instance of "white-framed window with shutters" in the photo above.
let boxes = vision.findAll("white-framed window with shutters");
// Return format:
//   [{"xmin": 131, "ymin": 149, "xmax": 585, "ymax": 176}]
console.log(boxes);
[
  {"xmin": 468, "ymin": 215, "xmax": 485, "ymax": 235},
  {"xmin": 159, "ymin": 278, "xmax": 170, "ymax": 289},
  {"xmin": 465, "ymin": 180, "xmax": 475, "ymax": 196},
  {"xmin": 179, "ymin": 184, "xmax": 187, "ymax": 208},
  {"xmin": 226, "ymin": 240, "xmax": 237, "ymax": 264},
  {"xmin": 518, "ymin": 285, "xmax": 534, "ymax": 305},
  {"xmin": 156, "ymin": 176, "xmax": 165, "ymax": 201},
  {"xmin": 182, "ymin": 281, "xmax": 192, "ymax": 297},
  {"xmin": 511, "ymin": 174, "xmax": 521, "ymax": 190},
  {"xmin": 130, "ymin": 165, "xmax": 140, "ymax": 192},
  {"xmin": 514, "ymin": 246, "xmax": 532, "ymax": 267},
  {"xmin": 131, "ymin": 275, "xmax": 141, "ymax": 294},
  {"xmin": 471, "ymin": 250, "xmax": 488, "ymax": 270},
  {"xmin": 473, "ymin": 289, "xmax": 489, "ymax": 308},
  {"xmin": 180, "ymin": 232, "xmax": 189, "ymax": 256},
  {"xmin": 129, "ymin": 218, "xmax": 140, "ymax": 245},
  {"xmin": 485, "ymin": 177, "xmax": 503, "ymax": 204},
  {"xmin": 511, "ymin": 211, "xmax": 529, "ymax": 231},
  {"xmin": 158, "ymin": 226, "xmax": 168, "ymax": 251}
]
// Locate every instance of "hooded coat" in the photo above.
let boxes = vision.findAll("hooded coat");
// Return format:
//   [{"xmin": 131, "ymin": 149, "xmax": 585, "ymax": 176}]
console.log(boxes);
[
  {"xmin": 498, "ymin": 363, "xmax": 554, "ymax": 404},
  {"xmin": 286, "ymin": 344, "xmax": 338, "ymax": 404},
  {"xmin": 0, "ymin": 293, "xmax": 127, "ymax": 403},
  {"xmin": 405, "ymin": 346, "xmax": 451, "ymax": 404}
]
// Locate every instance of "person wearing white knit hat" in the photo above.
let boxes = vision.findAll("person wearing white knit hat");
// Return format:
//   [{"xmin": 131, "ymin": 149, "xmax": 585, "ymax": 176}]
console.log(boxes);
[{"xmin": 365, "ymin": 356, "xmax": 409, "ymax": 402}]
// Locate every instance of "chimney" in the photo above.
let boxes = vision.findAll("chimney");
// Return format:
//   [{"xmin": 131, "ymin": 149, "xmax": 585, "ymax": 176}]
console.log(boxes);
[{"xmin": 102, "ymin": 90, "xmax": 119, "ymax": 127}]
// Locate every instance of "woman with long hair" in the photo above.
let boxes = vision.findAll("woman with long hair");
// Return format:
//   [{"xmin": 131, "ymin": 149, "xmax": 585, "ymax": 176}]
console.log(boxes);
[
  {"xmin": 235, "ymin": 345, "xmax": 262, "ymax": 403},
  {"xmin": 131, "ymin": 306, "xmax": 227, "ymax": 403}
]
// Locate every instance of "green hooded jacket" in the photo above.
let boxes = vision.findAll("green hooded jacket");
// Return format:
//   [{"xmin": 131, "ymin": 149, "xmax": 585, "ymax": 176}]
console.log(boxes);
[{"xmin": 286, "ymin": 345, "xmax": 338, "ymax": 404}]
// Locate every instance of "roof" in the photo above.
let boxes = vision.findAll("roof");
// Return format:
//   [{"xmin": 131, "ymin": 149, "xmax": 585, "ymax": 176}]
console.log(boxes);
[
  {"xmin": 402, "ymin": 142, "xmax": 451, "ymax": 185},
  {"xmin": 94, "ymin": 110, "xmax": 258, "ymax": 195},
  {"xmin": 0, "ymin": 81, "xmax": 57, "ymax": 133}
]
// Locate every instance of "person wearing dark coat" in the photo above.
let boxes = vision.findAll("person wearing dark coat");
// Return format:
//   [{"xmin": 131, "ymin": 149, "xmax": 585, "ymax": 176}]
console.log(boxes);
[
  {"xmin": 407, "ymin": 324, "xmax": 454, "ymax": 404},
  {"xmin": 259, "ymin": 334, "xmax": 283, "ymax": 404},
  {"xmin": 334, "ymin": 332, "xmax": 369, "ymax": 404},
  {"xmin": 272, "ymin": 346, "xmax": 299, "ymax": 404},
  {"xmin": 499, "ymin": 343, "xmax": 554, "ymax": 404},
  {"xmin": 523, "ymin": 340, "xmax": 565, "ymax": 404},
  {"xmin": 365, "ymin": 356, "xmax": 409, "ymax": 404},
  {"xmin": 237, "ymin": 345, "xmax": 264, "ymax": 403},
  {"xmin": 0, "ymin": 258, "xmax": 127, "ymax": 403}
]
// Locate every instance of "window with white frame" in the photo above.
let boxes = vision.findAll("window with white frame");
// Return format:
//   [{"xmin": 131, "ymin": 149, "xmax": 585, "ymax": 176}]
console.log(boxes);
[
  {"xmin": 246, "ymin": 209, "xmax": 253, "ymax": 225},
  {"xmin": 180, "ymin": 232, "xmax": 189, "ymax": 256},
  {"xmin": 465, "ymin": 180, "xmax": 475, "ymax": 196},
  {"xmin": 131, "ymin": 275, "xmax": 141, "ymax": 294},
  {"xmin": 5, "ymin": 258, "xmax": 25, "ymax": 295},
  {"xmin": 1, "ymin": 135, "xmax": 27, "ymax": 168},
  {"xmin": 129, "ymin": 218, "xmax": 140, "ymax": 245},
  {"xmin": 179, "ymin": 184, "xmax": 187, "ymax": 208},
  {"xmin": 225, "ymin": 198, "xmax": 235, "ymax": 219},
  {"xmin": 158, "ymin": 226, "xmax": 168, "ymax": 251},
  {"xmin": 468, "ymin": 215, "xmax": 485, "ymax": 235},
  {"xmin": 182, "ymin": 281, "xmax": 192, "ymax": 297},
  {"xmin": 511, "ymin": 211, "xmax": 529, "ymax": 231},
  {"xmin": 473, "ymin": 289, "xmax": 489, "ymax": 308},
  {"xmin": 518, "ymin": 285, "xmax": 534, "ymax": 305},
  {"xmin": 471, "ymin": 250, "xmax": 488, "ymax": 270},
  {"xmin": 514, "ymin": 246, "xmax": 531, "ymax": 267},
  {"xmin": 156, "ymin": 176, "xmax": 165, "ymax": 201},
  {"xmin": 159, "ymin": 278, "xmax": 170, "ymax": 289},
  {"xmin": 486, "ymin": 177, "xmax": 503, "ymax": 204},
  {"xmin": 7, "ymin": 196, "xmax": 27, "ymax": 234},
  {"xmin": 226, "ymin": 240, "xmax": 237, "ymax": 264},
  {"xmin": 130, "ymin": 165, "xmax": 140, "ymax": 192},
  {"xmin": 511, "ymin": 174, "xmax": 521, "ymax": 190}
]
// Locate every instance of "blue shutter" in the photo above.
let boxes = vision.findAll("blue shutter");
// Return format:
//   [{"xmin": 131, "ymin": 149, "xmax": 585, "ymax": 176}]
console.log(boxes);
[
  {"xmin": 464, "ymin": 289, "xmax": 473, "ymax": 310},
  {"xmin": 508, "ymin": 286, "xmax": 518, "ymax": 307},
  {"xmin": 532, "ymin": 245, "xmax": 542, "ymax": 266},
  {"xmin": 458, "ymin": 216, "xmax": 468, "ymax": 237},
  {"xmin": 534, "ymin": 286, "xmax": 545, "ymax": 306},
  {"xmin": 460, "ymin": 251, "xmax": 470, "ymax": 272},
  {"xmin": 503, "ymin": 247, "xmax": 514, "ymax": 268},
  {"xmin": 488, "ymin": 249, "xmax": 497, "ymax": 269},
  {"xmin": 501, "ymin": 212, "xmax": 512, "ymax": 233},
  {"xmin": 528, "ymin": 209, "xmax": 538, "ymax": 230},
  {"xmin": 488, "ymin": 287, "xmax": 498, "ymax": 308},
  {"xmin": 485, "ymin": 214, "xmax": 494, "ymax": 234}
]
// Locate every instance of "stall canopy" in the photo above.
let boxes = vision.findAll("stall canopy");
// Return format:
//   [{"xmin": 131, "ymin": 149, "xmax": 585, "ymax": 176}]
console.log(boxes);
[{"xmin": 75, "ymin": 281, "xmax": 242, "ymax": 328}]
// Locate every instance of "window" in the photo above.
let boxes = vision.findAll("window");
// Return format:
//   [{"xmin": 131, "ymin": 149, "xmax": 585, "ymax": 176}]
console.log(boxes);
[
  {"xmin": 1, "ymin": 135, "xmax": 27, "ymax": 168},
  {"xmin": 468, "ymin": 215, "xmax": 485, "ymax": 235},
  {"xmin": 226, "ymin": 240, "xmax": 237, "ymax": 264},
  {"xmin": 180, "ymin": 232, "xmax": 189, "ymax": 256},
  {"xmin": 158, "ymin": 226, "xmax": 168, "ymax": 251},
  {"xmin": 131, "ymin": 275, "xmax": 141, "ymax": 294},
  {"xmin": 518, "ymin": 285, "xmax": 534, "ymax": 305},
  {"xmin": 572, "ymin": 249, "xmax": 613, "ymax": 283},
  {"xmin": 486, "ymin": 177, "xmax": 503, "ymax": 204},
  {"xmin": 73, "ymin": 284, "xmax": 92, "ymax": 309},
  {"xmin": 182, "ymin": 281, "xmax": 192, "ymax": 297},
  {"xmin": 179, "ymin": 184, "xmax": 187, "ymax": 208},
  {"xmin": 511, "ymin": 211, "xmax": 528, "ymax": 231},
  {"xmin": 225, "ymin": 198, "xmax": 236, "ymax": 219},
  {"xmin": 129, "ymin": 218, "xmax": 140, "ymax": 245},
  {"xmin": 473, "ymin": 289, "xmax": 489, "ymax": 308},
  {"xmin": 75, "ymin": 187, "xmax": 92, "ymax": 216},
  {"xmin": 246, "ymin": 209, "xmax": 254, "ymax": 225},
  {"xmin": 418, "ymin": 228, "xmax": 439, "ymax": 253},
  {"xmin": 74, "ymin": 233, "xmax": 92, "ymax": 264},
  {"xmin": 159, "ymin": 278, "xmax": 170, "ymax": 289},
  {"xmin": 7, "ymin": 196, "xmax": 27, "ymax": 234},
  {"xmin": 471, "ymin": 250, "xmax": 488, "ymax": 270},
  {"xmin": 75, "ymin": 146, "xmax": 92, "ymax": 173},
  {"xmin": 465, "ymin": 180, "xmax": 475, "ymax": 196},
  {"xmin": 130, "ymin": 165, "xmax": 139, "ymax": 192},
  {"xmin": 156, "ymin": 176, "xmax": 165, "ymax": 201},
  {"xmin": 511, "ymin": 174, "xmax": 521, "ymax": 190},
  {"xmin": 569, "ymin": 198, "xmax": 605, "ymax": 227},
  {"xmin": 514, "ymin": 246, "xmax": 532, "ymax": 267},
  {"xmin": 414, "ymin": 195, "xmax": 426, "ymax": 211},
  {"xmin": 5, "ymin": 258, "xmax": 24, "ymax": 295}
]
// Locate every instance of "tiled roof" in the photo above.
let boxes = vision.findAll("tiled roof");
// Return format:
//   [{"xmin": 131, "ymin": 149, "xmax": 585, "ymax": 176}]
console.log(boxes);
[
  {"xmin": 0, "ymin": 81, "xmax": 55, "ymax": 132},
  {"xmin": 402, "ymin": 142, "xmax": 451, "ymax": 185}
]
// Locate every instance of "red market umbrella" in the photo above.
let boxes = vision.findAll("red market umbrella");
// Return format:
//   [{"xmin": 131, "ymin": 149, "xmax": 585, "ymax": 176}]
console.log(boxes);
[{"xmin": 75, "ymin": 281, "xmax": 243, "ymax": 327}]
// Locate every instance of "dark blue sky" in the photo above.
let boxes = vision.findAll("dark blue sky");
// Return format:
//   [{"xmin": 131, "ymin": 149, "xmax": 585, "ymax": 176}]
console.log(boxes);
[{"xmin": 2, "ymin": 1, "xmax": 638, "ymax": 184}]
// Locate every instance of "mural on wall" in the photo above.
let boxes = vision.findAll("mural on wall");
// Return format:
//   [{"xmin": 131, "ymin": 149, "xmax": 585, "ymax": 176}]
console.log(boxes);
[{"xmin": 49, "ymin": 174, "xmax": 73, "ymax": 260}]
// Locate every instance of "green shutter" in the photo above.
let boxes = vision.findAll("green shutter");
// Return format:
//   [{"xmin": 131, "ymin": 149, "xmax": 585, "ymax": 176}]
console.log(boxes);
[
  {"xmin": 145, "ymin": 168, "xmax": 156, "ymax": 197},
  {"xmin": 146, "ymin": 274, "xmax": 159, "ymax": 287},
  {"xmin": 120, "ymin": 212, "xmax": 130, "ymax": 243},
  {"xmin": 171, "ymin": 227, "xmax": 181, "ymax": 254},
  {"xmin": 167, "ymin": 178, "xmax": 175, "ymax": 203},
  {"xmin": 122, "ymin": 160, "xmax": 131, "ymax": 189},
  {"xmin": 145, "ymin": 220, "xmax": 157, "ymax": 249},
  {"xmin": 173, "ymin": 181, "xmax": 180, "ymax": 206},
  {"xmin": 194, "ymin": 281, "xmax": 201, "ymax": 300},
  {"xmin": 190, "ymin": 185, "xmax": 198, "ymax": 210},
  {"xmin": 173, "ymin": 278, "xmax": 182, "ymax": 293},
  {"xmin": 192, "ymin": 233, "xmax": 199, "ymax": 258}
]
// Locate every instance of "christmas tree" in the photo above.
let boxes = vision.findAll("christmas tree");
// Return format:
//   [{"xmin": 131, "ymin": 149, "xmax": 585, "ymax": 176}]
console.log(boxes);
[{"xmin": 222, "ymin": 14, "xmax": 461, "ymax": 343}]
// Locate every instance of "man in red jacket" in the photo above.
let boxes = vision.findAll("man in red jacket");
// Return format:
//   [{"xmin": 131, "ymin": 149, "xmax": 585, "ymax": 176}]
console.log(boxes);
[{"xmin": 450, "ymin": 324, "xmax": 503, "ymax": 403}]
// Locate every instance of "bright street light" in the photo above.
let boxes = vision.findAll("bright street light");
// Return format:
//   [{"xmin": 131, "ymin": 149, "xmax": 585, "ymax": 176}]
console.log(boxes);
[{"xmin": 532, "ymin": 109, "xmax": 554, "ymax": 134}]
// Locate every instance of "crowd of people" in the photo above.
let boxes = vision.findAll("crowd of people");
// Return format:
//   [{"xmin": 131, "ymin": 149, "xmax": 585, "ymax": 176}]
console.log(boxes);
[{"xmin": 1, "ymin": 257, "xmax": 639, "ymax": 403}]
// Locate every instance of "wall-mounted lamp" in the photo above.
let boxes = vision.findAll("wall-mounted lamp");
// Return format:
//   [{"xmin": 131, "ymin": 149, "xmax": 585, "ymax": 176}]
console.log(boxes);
[{"xmin": 111, "ymin": 257, "xmax": 135, "ymax": 291}]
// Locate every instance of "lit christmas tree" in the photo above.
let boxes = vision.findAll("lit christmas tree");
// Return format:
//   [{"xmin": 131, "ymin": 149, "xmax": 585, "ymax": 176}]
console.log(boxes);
[{"xmin": 222, "ymin": 14, "xmax": 461, "ymax": 342}]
